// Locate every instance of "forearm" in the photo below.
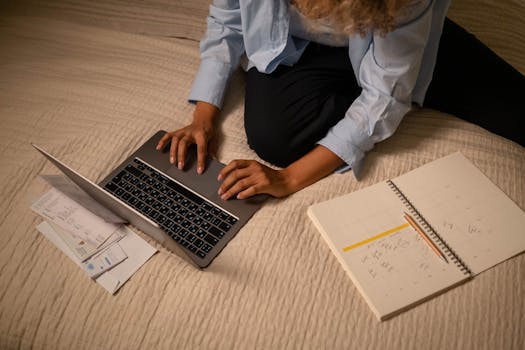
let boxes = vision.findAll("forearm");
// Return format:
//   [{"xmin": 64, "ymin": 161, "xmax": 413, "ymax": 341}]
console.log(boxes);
[{"xmin": 283, "ymin": 145, "xmax": 345, "ymax": 193}]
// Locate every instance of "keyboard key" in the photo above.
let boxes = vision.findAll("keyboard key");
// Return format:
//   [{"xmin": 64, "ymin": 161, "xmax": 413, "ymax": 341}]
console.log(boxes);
[
  {"xmin": 126, "ymin": 165, "xmax": 142, "ymax": 178},
  {"xmin": 209, "ymin": 226, "xmax": 224, "ymax": 239},
  {"xmin": 218, "ymin": 221, "xmax": 231, "ymax": 232},
  {"xmin": 201, "ymin": 203, "xmax": 213, "ymax": 212},
  {"xmin": 196, "ymin": 230, "xmax": 207, "ymax": 239},
  {"xmin": 187, "ymin": 203, "xmax": 198, "ymax": 211},
  {"xmin": 193, "ymin": 217, "xmax": 203, "ymax": 226},
  {"xmin": 226, "ymin": 216, "xmax": 238, "ymax": 225},
  {"xmin": 194, "ymin": 239, "xmax": 204, "ymax": 248},
  {"xmin": 105, "ymin": 182, "xmax": 118, "ymax": 192},
  {"xmin": 204, "ymin": 234, "xmax": 219, "ymax": 246}
]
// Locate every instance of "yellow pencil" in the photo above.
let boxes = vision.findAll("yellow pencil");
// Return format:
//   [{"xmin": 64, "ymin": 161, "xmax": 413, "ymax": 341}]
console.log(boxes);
[{"xmin": 403, "ymin": 212, "xmax": 448, "ymax": 263}]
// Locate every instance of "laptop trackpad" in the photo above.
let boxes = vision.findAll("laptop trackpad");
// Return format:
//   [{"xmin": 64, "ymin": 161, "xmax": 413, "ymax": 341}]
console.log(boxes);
[{"xmin": 165, "ymin": 154, "xmax": 224, "ymax": 200}]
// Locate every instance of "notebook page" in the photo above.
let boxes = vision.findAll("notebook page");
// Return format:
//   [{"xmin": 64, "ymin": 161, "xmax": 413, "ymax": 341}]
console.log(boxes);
[
  {"xmin": 308, "ymin": 181, "xmax": 468, "ymax": 320},
  {"xmin": 393, "ymin": 152, "xmax": 525, "ymax": 275}
]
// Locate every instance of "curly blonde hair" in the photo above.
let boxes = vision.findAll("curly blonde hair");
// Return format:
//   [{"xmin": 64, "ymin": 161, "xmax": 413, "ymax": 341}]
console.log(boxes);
[{"xmin": 291, "ymin": 0, "xmax": 413, "ymax": 35}]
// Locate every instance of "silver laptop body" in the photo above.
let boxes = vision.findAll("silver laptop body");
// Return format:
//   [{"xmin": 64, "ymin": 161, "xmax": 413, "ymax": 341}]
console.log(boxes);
[{"xmin": 33, "ymin": 130, "xmax": 266, "ymax": 268}]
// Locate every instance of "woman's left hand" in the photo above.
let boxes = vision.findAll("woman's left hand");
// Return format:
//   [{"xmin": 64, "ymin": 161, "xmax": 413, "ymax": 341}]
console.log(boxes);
[
  {"xmin": 217, "ymin": 145, "xmax": 345, "ymax": 200},
  {"xmin": 217, "ymin": 160, "xmax": 295, "ymax": 200}
]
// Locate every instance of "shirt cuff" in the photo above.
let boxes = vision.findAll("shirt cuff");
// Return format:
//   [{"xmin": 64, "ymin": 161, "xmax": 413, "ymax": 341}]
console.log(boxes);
[{"xmin": 188, "ymin": 58, "xmax": 235, "ymax": 108}]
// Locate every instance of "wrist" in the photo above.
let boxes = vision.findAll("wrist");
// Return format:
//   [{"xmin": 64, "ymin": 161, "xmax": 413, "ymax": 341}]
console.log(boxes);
[
  {"xmin": 280, "ymin": 166, "xmax": 304, "ymax": 194},
  {"xmin": 193, "ymin": 101, "xmax": 220, "ymax": 129}
]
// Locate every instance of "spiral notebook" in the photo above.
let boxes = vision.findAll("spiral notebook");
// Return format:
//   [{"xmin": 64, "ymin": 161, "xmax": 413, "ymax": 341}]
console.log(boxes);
[{"xmin": 307, "ymin": 152, "xmax": 525, "ymax": 320}]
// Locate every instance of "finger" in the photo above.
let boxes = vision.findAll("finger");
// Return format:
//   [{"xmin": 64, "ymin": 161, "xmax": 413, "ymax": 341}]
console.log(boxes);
[
  {"xmin": 236, "ymin": 185, "xmax": 259, "ymax": 200},
  {"xmin": 218, "ymin": 167, "xmax": 253, "ymax": 199},
  {"xmin": 156, "ymin": 132, "xmax": 172, "ymax": 150},
  {"xmin": 220, "ymin": 166, "xmax": 251, "ymax": 190},
  {"xmin": 177, "ymin": 137, "xmax": 189, "ymax": 169},
  {"xmin": 218, "ymin": 159, "xmax": 249, "ymax": 181},
  {"xmin": 169, "ymin": 135, "xmax": 179, "ymax": 164},
  {"xmin": 195, "ymin": 136, "xmax": 208, "ymax": 175},
  {"xmin": 220, "ymin": 176, "xmax": 255, "ymax": 200}
]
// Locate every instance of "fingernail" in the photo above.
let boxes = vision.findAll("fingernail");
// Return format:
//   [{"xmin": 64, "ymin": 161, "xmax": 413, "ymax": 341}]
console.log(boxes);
[
  {"xmin": 178, "ymin": 162, "xmax": 183, "ymax": 169},
  {"xmin": 197, "ymin": 166, "xmax": 203, "ymax": 175},
  {"xmin": 170, "ymin": 157, "xmax": 174, "ymax": 164},
  {"xmin": 217, "ymin": 174, "xmax": 222, "ymax": 181},
  {"xmin": 217, "ymin": 188, "xmax": 223, "ymax": 195}
]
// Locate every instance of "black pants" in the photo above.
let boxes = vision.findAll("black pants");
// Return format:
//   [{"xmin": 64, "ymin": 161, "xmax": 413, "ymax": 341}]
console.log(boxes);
[{"xmin": 244, "ymin": 18, "xmax": 525, "ymax": 168}]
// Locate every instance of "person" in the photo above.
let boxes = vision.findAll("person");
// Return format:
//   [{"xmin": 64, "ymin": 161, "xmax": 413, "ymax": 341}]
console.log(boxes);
[{"xmin": 156, "ymin": 0, "xmax": 524, "ymax": 201}]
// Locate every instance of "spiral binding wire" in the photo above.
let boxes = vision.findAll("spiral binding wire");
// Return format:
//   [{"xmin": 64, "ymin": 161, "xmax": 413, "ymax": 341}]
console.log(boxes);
[{"xmin": 387, "ymin": 179, "xmax": 472, "ymax": 276}]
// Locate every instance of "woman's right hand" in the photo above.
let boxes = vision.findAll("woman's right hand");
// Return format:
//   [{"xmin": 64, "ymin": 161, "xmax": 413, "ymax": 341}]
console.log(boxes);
[{"xmin": 156, "ymin": 101, "xmax": 220, "ymax": 174}]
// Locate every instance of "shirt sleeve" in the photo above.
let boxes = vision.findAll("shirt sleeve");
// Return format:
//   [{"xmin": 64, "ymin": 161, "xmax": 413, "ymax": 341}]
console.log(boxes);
[
  {"xmin": 317, "ymin": 0, "xmax": 434, "ymax": 177},
  {"xmin": 188, "ymin": 0, "xmax": 245, "ymax": 108}
]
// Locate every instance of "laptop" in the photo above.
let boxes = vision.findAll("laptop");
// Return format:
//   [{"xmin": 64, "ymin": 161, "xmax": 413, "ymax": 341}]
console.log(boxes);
[{"xmin": 32, "ymin": 130, "xmax": 266, "ymax": 268}]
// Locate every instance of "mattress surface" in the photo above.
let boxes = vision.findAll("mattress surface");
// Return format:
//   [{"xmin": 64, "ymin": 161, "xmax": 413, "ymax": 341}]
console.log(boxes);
[{"xmin": 0, "ymin": 1, "xmax": 524, "ymax": 349}]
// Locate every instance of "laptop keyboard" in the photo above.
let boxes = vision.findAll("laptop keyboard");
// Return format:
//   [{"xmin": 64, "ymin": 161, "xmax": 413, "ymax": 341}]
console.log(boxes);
[{"xmin": 103, "ymin": 158, "xmax": 238, "ymax": 259}]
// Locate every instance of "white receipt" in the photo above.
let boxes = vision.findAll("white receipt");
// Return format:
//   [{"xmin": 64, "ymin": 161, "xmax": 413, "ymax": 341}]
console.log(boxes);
[
  {"xmin": 48, "ymin": 221, "xmax": 127, "ymax": 262},
  {"xmin": 37, "ymin": 221, "xmax": 157, "ymax": 294},
  {"xmin": 83, "ymin": 243, "xmax": 127, "ymax": 279},
  {"xmin": 31, "ymin": 188, "xmax": 119, "ymax": 247}
]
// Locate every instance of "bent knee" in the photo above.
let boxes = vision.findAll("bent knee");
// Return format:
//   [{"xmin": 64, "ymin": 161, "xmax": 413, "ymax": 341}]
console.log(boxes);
[{"xmin": 245, "ymin": 123, "xmax": 298, "ymax": 167}]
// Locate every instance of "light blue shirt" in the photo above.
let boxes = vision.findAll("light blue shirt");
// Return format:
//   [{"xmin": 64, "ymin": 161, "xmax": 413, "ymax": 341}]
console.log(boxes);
[{"xmin": 189, "ymin": 0, "xmax": 452, "ymax": 176}]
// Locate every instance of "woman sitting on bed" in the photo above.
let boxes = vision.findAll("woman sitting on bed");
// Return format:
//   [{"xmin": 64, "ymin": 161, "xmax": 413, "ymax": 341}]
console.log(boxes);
[{"xmin": 157, "ymin": 0, "xmax": 524, "ymax": 200}]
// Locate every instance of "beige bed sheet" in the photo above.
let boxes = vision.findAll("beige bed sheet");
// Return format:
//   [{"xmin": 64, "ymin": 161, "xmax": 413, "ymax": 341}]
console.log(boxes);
[{"xmin": 0, "ymin": 1, "xmax": 524, "ymax": 349}]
